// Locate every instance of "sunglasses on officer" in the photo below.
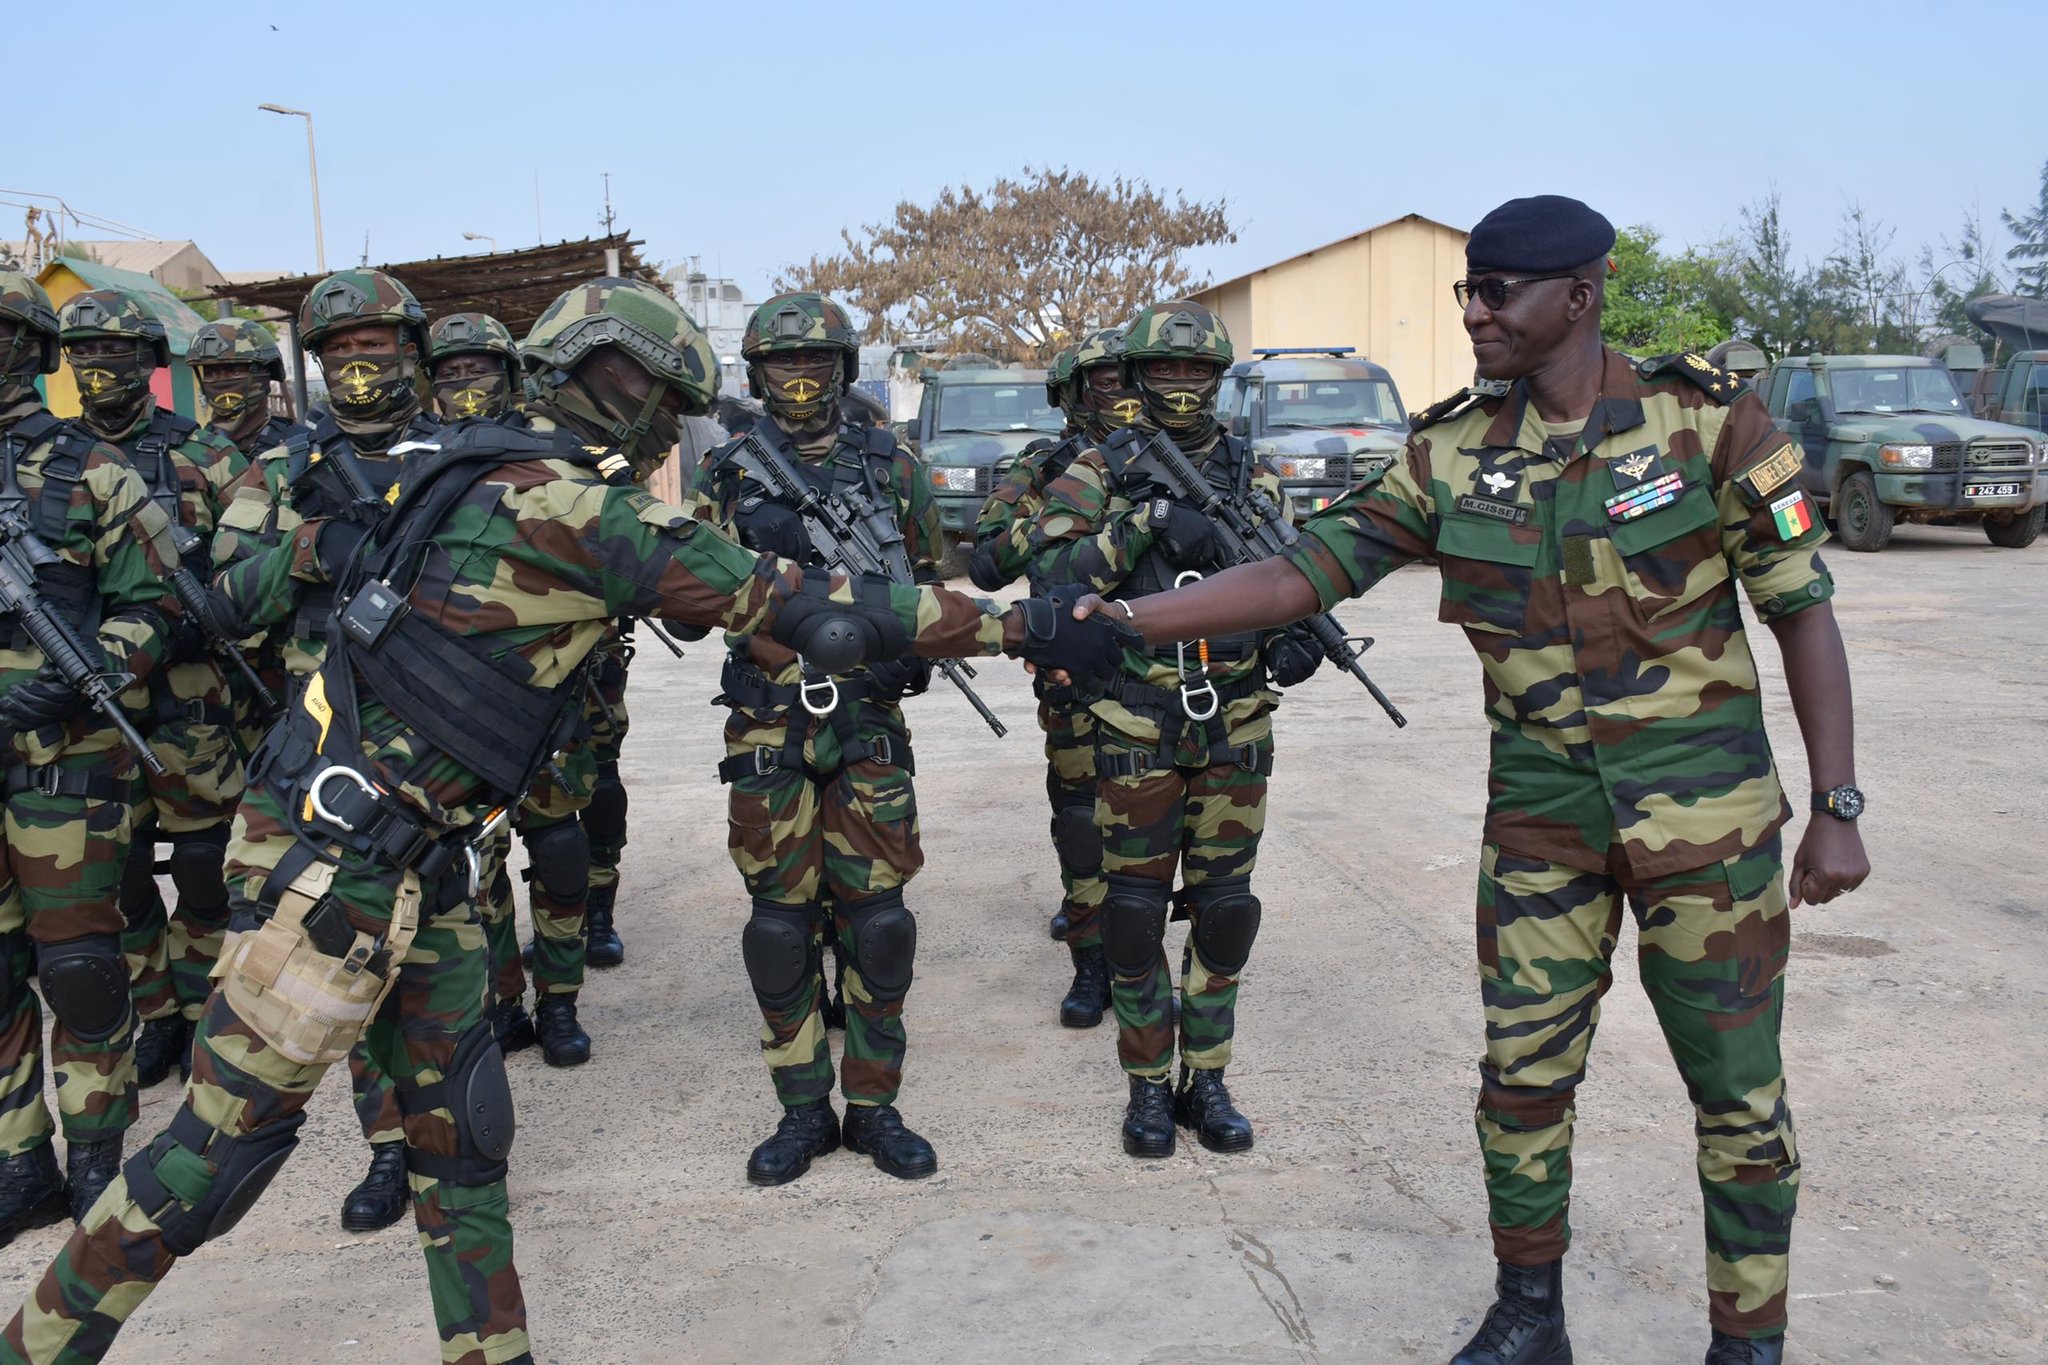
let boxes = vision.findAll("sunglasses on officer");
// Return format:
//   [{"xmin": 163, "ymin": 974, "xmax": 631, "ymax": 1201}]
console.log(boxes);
[{"xmin": 1452, "ymin": 273, "xmax": 1585, "ymax": 310}]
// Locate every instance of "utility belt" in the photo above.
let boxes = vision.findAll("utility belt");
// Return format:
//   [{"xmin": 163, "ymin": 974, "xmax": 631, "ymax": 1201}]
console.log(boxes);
[
  {"xmin": 1095, "ymin": 671, "xmax": 1274, "ymax": 779},
  {"xmin": 137, "ymin": 679, "xmax": 236, "ymax": 738},
  {"xmin": 714, "ymin": 653, "xmax": 913, "ymax": 786},
  {"xmin": 2, "ymin": 754, "xmax": 134, "ymax": 802}
]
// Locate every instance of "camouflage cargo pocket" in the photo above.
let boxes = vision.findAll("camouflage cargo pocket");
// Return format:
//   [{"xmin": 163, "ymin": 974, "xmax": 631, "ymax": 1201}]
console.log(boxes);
[
  {"xmin": 1437, "ymin": 515, "xmax": 1539, "ymax": 635},
  {"xmin": 727, "ymin": 772, "xmax": 799, "ymax": 876},
  {"xmin": 844, "ymin": 761, "xmax": 915, "ymax": 827},
  {"xmin": 1610, "ymin": 484, "xmax": 1728, "ymax": 623}
]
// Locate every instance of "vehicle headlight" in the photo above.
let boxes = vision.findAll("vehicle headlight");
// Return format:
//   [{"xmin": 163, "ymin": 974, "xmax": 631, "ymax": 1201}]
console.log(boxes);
[
  {"xmin": 1272, "ymin": 457, "xmax": 1328, "ymax": 479},
  {"xmin": 1878, "ymin": 443, "xmax": 1934, "ymax": 470},
  {"xmin": 929, "ymin": 465, "xmax": 978, "ymax": 490}
]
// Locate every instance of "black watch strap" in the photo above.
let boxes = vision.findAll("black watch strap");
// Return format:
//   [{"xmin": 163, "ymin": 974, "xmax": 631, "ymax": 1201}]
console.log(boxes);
[{"xmin": 1811, "ymin": 785, "xmax": 1864, "ymax": 820}]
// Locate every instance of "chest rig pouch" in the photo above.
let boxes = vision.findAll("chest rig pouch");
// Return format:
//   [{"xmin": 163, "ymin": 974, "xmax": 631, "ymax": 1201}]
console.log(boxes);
[
  {"xmin": 282, "ymin": 411, "xmax": 438, "ymax": 644},
  {"xmin": 126, "ymin": 408, "xmax": 199, "ymax": 526},
  {"xmin": 0, "ymin": 413, "xmax": 103, "ymax": 651}
]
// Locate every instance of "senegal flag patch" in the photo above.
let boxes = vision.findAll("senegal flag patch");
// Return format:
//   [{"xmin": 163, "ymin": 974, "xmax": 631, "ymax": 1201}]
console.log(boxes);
[{"xmin": 1768, "ymin": 489, "xmax": 1814, "ymax": 539}]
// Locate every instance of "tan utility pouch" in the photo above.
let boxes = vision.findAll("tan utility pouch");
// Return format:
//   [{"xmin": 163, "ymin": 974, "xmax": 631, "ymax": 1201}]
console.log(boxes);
[{"xmin": 217, "ymin": 860, "xmax": 422, "ymax": 1067}]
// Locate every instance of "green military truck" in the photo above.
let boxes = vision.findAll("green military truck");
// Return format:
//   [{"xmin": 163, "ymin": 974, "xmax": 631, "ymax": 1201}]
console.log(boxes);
[
  {"xmin": 1215, "ymin": 348, "xmax": 1409, "ymax": 517},
  {"xmin": 900, "ymin": 362, "xmax": 1061, "ymax": 571},
  {"xmin": 1938, "ymin": 295, "xmax": 2048, "ymax": 436},
  {"xmin": 1760, "ymin": 352, "xmax": 2047, "ymax": 551}
]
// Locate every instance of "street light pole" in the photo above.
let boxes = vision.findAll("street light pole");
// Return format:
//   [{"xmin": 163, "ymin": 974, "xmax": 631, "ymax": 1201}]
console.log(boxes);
[
  {"xmin": 259, "ymin": 103, "xmax": 325, "ymax": 272},
  {"xmin": 462, "ymin": 231, "xmax": 498, "ymax": 253}
]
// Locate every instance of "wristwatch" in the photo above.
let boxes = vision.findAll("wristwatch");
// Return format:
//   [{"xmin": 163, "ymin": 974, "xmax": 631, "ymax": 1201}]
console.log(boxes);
[{"xmin": 1811, "ymin": 785, "xmax": 1865, "ymax": 821}]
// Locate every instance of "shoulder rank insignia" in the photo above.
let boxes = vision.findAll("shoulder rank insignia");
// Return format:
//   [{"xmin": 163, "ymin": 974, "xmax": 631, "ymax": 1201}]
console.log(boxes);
[
  {"xmin": 1636, "ymin": 352, "xmax": 1740, "ymax": 402},
  {"xmin": 1411, "ymin": 386, "xmax": 1495, "ymax": 433},
  {"xmin": 1733, "ymin": 442, "xmax": 1802, "ymax": 505}
]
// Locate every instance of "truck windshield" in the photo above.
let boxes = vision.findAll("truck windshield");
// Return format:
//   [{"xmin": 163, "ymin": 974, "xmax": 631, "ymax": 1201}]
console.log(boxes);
[
  {"xmin": 936, "ymin": 383, "xmax": 1063, "ymax": 434},
  {"xmin": 1828, "ymin": 366, "xmax": 1964, "ymax": 415},
  {"xmin": 1262, "ymin": 379, "xmax": 1405, "ymax": 428}
]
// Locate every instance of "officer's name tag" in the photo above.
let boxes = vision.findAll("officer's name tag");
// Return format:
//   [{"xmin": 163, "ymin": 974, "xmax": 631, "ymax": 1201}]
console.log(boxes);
[
  {"xmin": 1603, "ymin": 471, "xmax": 1685, "ymax": 522},
  {"xmin": 1453, "ymin": 494, "xmax": 1528, "ymax": 526}
]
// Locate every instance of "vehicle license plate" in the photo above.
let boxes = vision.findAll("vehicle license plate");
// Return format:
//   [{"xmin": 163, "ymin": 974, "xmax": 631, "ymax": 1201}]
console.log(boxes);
[{"xmin": 1963, "ymin": 482, "xmax": 2023, "ymax": 499}]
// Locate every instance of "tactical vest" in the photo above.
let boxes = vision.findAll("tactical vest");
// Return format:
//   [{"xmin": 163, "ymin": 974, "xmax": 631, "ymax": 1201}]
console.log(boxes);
[
  {"xmin": 721, "ymin": 422, "xmax": 912, "ymax": 579},
  {"xmin": 0, "ymin": 412, "xmax": 103, "ymax": 650},
  {"xmin": 121, "ymin": 407, "xmax": 200, "ymax": 526},
  {"xmin": 281, "ymin": 409, "xmax": 440, "ymax": 645},
  {"xmin": 1101, "ymin": 428, "xmax": 1262, "ymax": 663}
]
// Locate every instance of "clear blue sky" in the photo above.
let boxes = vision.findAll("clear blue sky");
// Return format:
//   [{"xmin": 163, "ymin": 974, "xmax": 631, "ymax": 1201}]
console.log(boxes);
[{"xmin": 12, "ymin": 1, "xmax": 2042, "ymax": 309}]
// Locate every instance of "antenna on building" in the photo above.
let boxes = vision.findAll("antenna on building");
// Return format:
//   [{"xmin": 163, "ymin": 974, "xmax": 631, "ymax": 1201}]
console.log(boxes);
[
  {"xmin": 600, "ymin": 172, "xmax": 616, "ymax": 237},
  {"xmin": 359, "ymin": 231, "xmax": 370, "ymax": 267}
]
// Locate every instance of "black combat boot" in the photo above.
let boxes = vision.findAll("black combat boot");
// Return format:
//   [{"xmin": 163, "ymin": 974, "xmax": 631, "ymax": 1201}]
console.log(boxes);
[
  {"xmin": 1705, "ymin": 1332, "xmax": 1784, "ymax": 1365},
  {"xmin": 1122, "ymin": 1074, "xmax": 1176, "ymax": 1158},
  {"xmin": 535, "ymin": 993, "xmax": 591, "ymax": 1067},
  {"xmin": 583, "ymin": 884, "xmax": 624, "ymax": 969},
  {"xmin": 1059, "ymin": 942, "xmax": 1110, "ymax": 1028},
  {"xmin": 1048, "ymin": 906, "xmax": 1070, "ymax": 941},
  {"xmin": 64, "ymin": 1137, "xmax": 121, "ymax": 1224},
  {"xmin": 0, "ymin": 1143, "xmax": 68, "ymax": 1248},
  {"xmin": 840, "ymin": 1103, "xmax": 938, "ymax": 1180},
  {"xmin": 489, "ymin": 997, "xmax": 537, "ymax": 1054},
  {"xmin": 745, "ymin": 1098, "xmax": 840, "ymax": 1186},
  {"xmin": 133, "ymin": 1015, "xmax": 190, "ymax": 1089},
  {"xmin": 1174, "ymin": 1066, "xmax": 1254, "ymax": 1153},
  {"xmin": 340, "ymin": 1141, "xmax": 408, "ymax": 1233},
  {"xmin": 1451, "ymin": 1258, "xmax": 1571, "ymax": 1365}
]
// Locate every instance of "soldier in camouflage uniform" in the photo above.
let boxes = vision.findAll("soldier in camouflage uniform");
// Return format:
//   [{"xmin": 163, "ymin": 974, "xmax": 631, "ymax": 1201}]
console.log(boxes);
[
  {"xmin": 683, "ymin": 291, "xmax": 952, "ymax": 1187},
  {"xmin": 187, "ymin": 318, "xmax": 302, "ymax": 759},
  {"xmin": 57, "ymin": 292, "xmax": 248, "ymax": 1097},
  {"xmin": 0, "ymin": 273, "xmax": 1123, "ymax": 1365},
  {"xmin": 1062, "ymin": 197, "xmax": 1870, "ymax": 1365},
  {"xmin": 0, "ymin": 272, "xmax": 177, "ymax": 1233},
  {"xmin": 968, "ymin": 327, "xmax": 1140, "ymax": 1027},
  {"xmin": 426, "ymin": 312, "xmax": 522, "ymax": 423},
  {"xmin": 206, "ymin": 269, "xmax": 441, "ymax": 1233},
  {"xmin": 1035, "ymin": 300, "xmax": 1324, "ymax": 1160}
]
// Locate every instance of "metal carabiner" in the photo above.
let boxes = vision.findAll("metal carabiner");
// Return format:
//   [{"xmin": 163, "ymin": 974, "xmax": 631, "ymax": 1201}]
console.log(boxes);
[
  {"xmin": 1173, "ymin": 570, "xmax": 1220, "ymax": 721},
  {"xmin": 799, "ymin": 668, "xmax": 840, "ymax": 718},
  {"xmin": 306, "ymin": 765, "xmax": 381, "ymax": 833}
]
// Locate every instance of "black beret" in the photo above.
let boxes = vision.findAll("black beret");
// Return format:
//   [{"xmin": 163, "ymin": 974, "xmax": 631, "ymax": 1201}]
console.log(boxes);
[{"xmin": 1466, "ymin": 195, "xmax": 1616, "ymax": 272}]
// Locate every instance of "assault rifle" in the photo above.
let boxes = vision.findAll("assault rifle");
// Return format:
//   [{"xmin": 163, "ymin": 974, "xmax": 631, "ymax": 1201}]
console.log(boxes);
[
  {"xmin": 0, "ymin": 509, "xmax": 167, "ymax": 772},
  {"xmin": 1125, "ymin": 429, "xmax": 1407, "ymax": 727},
  {"xmin": 166, "ymin": 525, "xmax": 276, "ymax": 710},
  {"xmin": 725, "ymin": 432, "xmax": 1007, "ymax": 736}
]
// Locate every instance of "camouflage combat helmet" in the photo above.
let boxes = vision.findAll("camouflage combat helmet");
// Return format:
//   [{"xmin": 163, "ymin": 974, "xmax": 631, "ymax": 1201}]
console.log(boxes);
[
  {"xmin": 298, "ymin": 268, "xmax": 429, "ymax": 354},
  {"xmin": 1044, "ymin": 344, "xmax": 1079, "ymax": 411},
  {"xmin": 428, "ymin": 312, "xmax": 520, "ymax": 370},
  {"xmin": 519, "ymin": 277, "xmax": 718, "ymax": 415},
  {"xmin": 1119, "ymin": 300, "xmax": 1233, "ymax": 377},
  {"xmin": 0, "ymin": 269, "xmax": 63, "ymax": 373},
  {"xmin": 188, "ymin": 317, "xmax": 285, "ymax": 380},
  {"xmin": 58, "ymin": 289, "xmax": 171, "ymax": 366},
  {"xmin": 740, "ymin": 291, "xmax": 861, "ymax": 391}
]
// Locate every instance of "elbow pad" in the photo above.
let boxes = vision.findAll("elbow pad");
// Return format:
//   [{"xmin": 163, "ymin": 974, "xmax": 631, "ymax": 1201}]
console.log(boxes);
[{"xmin": 766, "ymin": 568, "xmax": 912, "ymax": 672}]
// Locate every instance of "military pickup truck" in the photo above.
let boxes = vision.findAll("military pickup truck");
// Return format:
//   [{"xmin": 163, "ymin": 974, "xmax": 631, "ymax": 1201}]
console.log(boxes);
[
  {"xmin": 900, "ymin": 363, "xmax": 1061, "ymax": 555},
  {"xmin": 1215, "ymin": 348, "xmax": 1408, "ymax": 516},
  {"xmin": 1760, "ymin": 352, "xmax": 2047, "ymax": 550},
  {"xmin": 1937, "ymin": 295, "xmax": 2048, "ymax": 436}
]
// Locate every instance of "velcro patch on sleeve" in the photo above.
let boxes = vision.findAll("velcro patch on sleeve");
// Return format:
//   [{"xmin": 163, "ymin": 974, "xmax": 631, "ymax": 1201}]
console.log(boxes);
[
  {"xmin": 1734, "ymin": 443, "xmax": 1801, "ymax": 505},
  {"xmin": 1767, "ymin": 488, "xmax": 1815, "ymax": 540}
]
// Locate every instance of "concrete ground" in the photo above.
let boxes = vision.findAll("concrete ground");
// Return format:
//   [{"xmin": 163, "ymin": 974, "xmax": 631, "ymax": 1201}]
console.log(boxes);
[{"xmin": 0, "ymin": 525, "xmax": 2042, "ymax": 1363}]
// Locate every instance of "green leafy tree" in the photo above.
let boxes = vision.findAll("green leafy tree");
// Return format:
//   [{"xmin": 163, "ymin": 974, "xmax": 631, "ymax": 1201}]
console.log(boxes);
[
  {"xmin": 1601, "ymin": 226, "xmax": 1735, "ymax": 354},
  {"xmin": 1916, "ymin": 211, "xmax": 2006, "ymax": 349},
  {"xmin": 1822, "ymin": 202, "xmax": 1918, "ymax": 353},
  {"xmin": 2000, "ymin": 160, "xmax": 2048, "ymax": 297}
]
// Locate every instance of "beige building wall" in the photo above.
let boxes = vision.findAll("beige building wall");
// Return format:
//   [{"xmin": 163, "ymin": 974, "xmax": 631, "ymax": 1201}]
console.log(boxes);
[{"xmin": 1193, "ymin": 214, "xmax": 1472, "ymax": 410}]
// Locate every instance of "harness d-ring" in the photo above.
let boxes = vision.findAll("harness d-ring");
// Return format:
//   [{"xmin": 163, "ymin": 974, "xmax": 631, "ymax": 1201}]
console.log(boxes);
[
  {"xmin": 799, "ymin": 667, "xmax": 839, "ymax": 718},
  {"xmin": 1173, "ymin": 570, "xmax": 1219, "ymax": 721}
]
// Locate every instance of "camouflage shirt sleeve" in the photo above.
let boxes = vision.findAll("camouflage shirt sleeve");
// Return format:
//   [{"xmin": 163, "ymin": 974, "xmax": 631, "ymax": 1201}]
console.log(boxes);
[
  {"xmin": 891, "ymin": 441, "xmax": 941, "ymax": 576},
  {"xmin": 679, "ymin": 447, "xmax": 734, "ymax": 527},
  {"xmin": 78, "ymin": 450, "xmax": 176, "ymax": 682},
  {"xmin": 1281, "ymin": 437, "xmax": 1437, "ymax": 609},
  {"xmin": 183, "ymin": 427, "xmax": 250, "ymax": 548},
  {"xmin": 1031, "ymin": 447, "xmax": 1156, "ymax": 593},
  {"xmin": 211, "ymin": 455, "xmax": 321, "ymax": 627},
  {"xmin": 1711, "ymin": 392, "xmax": 1833, "ymax": 620},
  {"xmin": 972, "ymin": 444, "xmax": 1051, "ymax": 587}
]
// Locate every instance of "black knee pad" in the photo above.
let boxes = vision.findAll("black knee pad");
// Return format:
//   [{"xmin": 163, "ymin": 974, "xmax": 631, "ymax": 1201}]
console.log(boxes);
[
  {"xmin": 1187, "ymin": 875, "xmax": 1262, "ymax": 976},
  {"xmin": 741, "ymin": 901, "xmax": 817, "ymax": 1011},
  {"xmin": 521, "ymin": 818, "xmax": 590, "ymax": 902},
  {"xmin": 124, "ymin": 1107, "xmax": 307, "ymax": 1256},
  {"xmin": 0, "ymin": 929, "xmax": 24, "ymax": 1018},
  {"xmin": 843, "ymin": 889, "xmax": 916, "ymax": 1003},
  {"xmin": 398, "ymin": 1023, "xmax": 516, "ymax": 1186},
  {"xmin": 583, "ymin": 770, "xmax": 627, "ymax": 848},
  {"xmin": 1101, "ymin": 876, "xmax": 1169, "ymax": 978},
  {"xmin": 168, "ymin": 827, "xmax": 231, "ymax": 923},
  {"xmin": 1050, "ymin": 803, "xmax": 1102, "ymax": 880},
  {"xmin": 120, "ymin": 834, "xmax": 163, "ymax": 926},
  {"xmin": 38, "ymin": 934, "xmax": 131, "ymax": 1042}
]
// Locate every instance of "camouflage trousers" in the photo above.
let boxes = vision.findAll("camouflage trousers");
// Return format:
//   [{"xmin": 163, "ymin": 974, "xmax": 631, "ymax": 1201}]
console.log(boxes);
[
  {"xmin": 585, "ymin": 659, "xmax": 630, "ymax": 911},
  {"xmin": 0, "ymin": 748, "xmax": 140, "ymax": 1152},
  {"xmin": 1039, "ymin": 691, "xmax": 1102, "ymax": 948},
  {"xmin": 1, "ymin": 783, "xmax": 527, "ymax": 1365},
  {"xmin": 121, "ymin": 713, "xmax": 246, "ymax": 1026},
  {"xmin": 724, "ymin": 702, "xmax": 920, "ymax": 1109},
  {"xmin": 1475, "ymin": 837, "xmax": 1799, "ymax": 1340},
  {"xmin": 1095, "ymin": 716, "xmax": 1270, "ymax": 1079}
]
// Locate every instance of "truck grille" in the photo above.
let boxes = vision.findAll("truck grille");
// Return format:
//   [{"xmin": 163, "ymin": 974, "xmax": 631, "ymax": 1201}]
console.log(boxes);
[
  {"xmin": 1931, "ymin": 443, "xmax": 1964, "ymax": 471},
  {"xmin": 1967, "ymin": 440, "xmax": 2034, "ymax": 471}
]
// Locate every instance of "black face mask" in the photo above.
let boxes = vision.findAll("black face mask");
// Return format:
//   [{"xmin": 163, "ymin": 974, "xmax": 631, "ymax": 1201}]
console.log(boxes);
[
  {"xmin": 1082, "ymin": 369, "xmax": 1142, "ymax": 438},
  {"xmin": 0, "ymin": 364, "xmax": 40, "ymax": 421},
  {"xmin": 199, "ymin": 372, "xmax": 270, "ymax": 426},
  {"xmin": 1136, "ymin": 369, "xmax": 1222, "ymax": 445},
  {"xmin": 755, "ymin": 356, "xmax": 842, "ymax": 432},
  {"xmin": 552, "ymin": 368, "xmax": 678, "ymax": 475},
  {"xmin": 432, "ymin": 370, "xmax": 512, "ymax": 421},
  {"xmin": 322, "ymin": 350, "xmax": 418, "ymax": 428},
  {"xmin": 70, "ymin": 349, "xmax": 155, "ymax": 434}
]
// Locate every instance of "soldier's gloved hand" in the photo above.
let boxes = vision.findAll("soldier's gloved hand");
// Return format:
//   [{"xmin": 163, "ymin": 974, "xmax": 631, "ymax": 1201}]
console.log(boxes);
[
  {"xmin": 1013, "ymin": 584, "xmax": 1135, "ymax": 693},
  {"xmin": 196, "ymin": 586, "xmax": 251, "ymax": 642},
  {"xmin": 0, "ymin": 663, "xmax": 85, "ymax": 733},
  {"xmin": 1140, "ymin": 498, "xmax": 1219, "ymax": 569},
  {"xmin": 1263, "ymin": 624, "xmax": 1324, "ymax": 687},
  {"xmin": 311, "ymin": 516, "xmax": 372, "ymax": 579},
  {"xmin": 735, "ymin": 500, "xmax": 812, "ymax": 563},
  {"xmin": 966, "ymin": 537, "xmax": 1011, "ymax": 592},
  {"xmin": 865, "ymin": 656, "xmax": 933, "ymax": 699}
]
